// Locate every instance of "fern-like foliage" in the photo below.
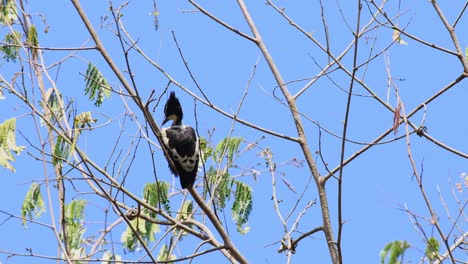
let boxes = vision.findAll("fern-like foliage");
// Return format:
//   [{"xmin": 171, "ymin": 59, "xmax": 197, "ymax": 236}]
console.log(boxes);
[
  {"xmin": 203, "ymin": 168, "xmax": 234, "ymax": 209},
  {"xmin": 231, "ymin": 181, "xmax": 252, "ymax": 234},
  {"xmin": 425, "ymin": 237, "xmax": 440, "ymax": 262},
  {"xmin": 121, "ymin": 218, "xmax": 160, "ymax": 252},
  {"xmin": 84, "ymin": 63, "xmax": 111, "ymax": 107},
  {"xmin": 213, "ymin": 137, "xmax": 243, "ymax": 166},
  {"xmin": 53, "ymin": 135, "xmax": 71, "ymax": 166},
  {"xmin": 174, "ymin": 200, "xmax": 193, "ymax": 236},
  {"xmin": 1, "ymin": 31, "xmax": 21, "ymax": 62},
  {"xmin": 26, "ymin": 25, "xmax": 38, "ymax": 58},
  {"xmin": 26, "ymin": 25, "xmax": 38, "ymax": 46},
  {"xmin": 64, "ymin": 200, "xmax": 87, "ymax": 249},
  {"xmin": 0, "ymin": 118, "xmax": 25, "ymax": 172},
  {"xmin": 122, "ymin": 183, "xmax": 171, "ymax": 252},
  {"xmin": 201, "ymin": 136, "xmax": 255, "ymax": 234},
  {"xmin": 380, "ymin": 240, "xmax": 410, "ymax": 264},
  {"xmin": 57, "ymin": 200, "xmax": 88, "ymax": 262},
  {"xmin": 0, "ymin": 0, "xmax": 17, "ymax": 25},
  {"xmin": 143, "ymin": 182, "xmax": 171, "ymax": 218},
  {"xmin": 21, "ymin": 183, "xmax": 45, "ymax": 227},
  {"xmin": 216, "ymin": 172, "xmax": 233, "ymax": 209},
  {"xmin": 176, "ymin": 200, "xmax": 193, "ymax": 221},
  {"xmin": 199, "ymin": 137, "xmax": 213, "ymax": 163}
]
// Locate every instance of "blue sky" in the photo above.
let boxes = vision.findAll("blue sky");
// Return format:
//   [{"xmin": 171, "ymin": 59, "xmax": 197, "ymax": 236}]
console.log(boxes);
[{"xmin": 1, "ymin": 1, "xmax": 467, "ymax": 263}]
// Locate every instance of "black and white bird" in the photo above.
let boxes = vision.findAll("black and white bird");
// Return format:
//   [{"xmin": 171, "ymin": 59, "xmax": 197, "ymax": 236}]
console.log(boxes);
[{"xmin": 160, "ymin": 92, "xmax": 199, "ymax": 189}]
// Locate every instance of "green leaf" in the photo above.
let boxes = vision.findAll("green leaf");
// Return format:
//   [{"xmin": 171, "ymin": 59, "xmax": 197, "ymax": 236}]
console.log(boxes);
[
  {"xmin": 63, "ymin": 200, "xmax": 87, "ymax": 251},
  {"xmin": 121, "ymin": 220, "xmax": 138, "ymax": 252},
  {"xmin": 216, "ymin": 172, "xmax": 233, "ymax": 209},
  {"xmin": 84, "ymin": 63, "xmax": 111, "ymax": 107},
  {"xmin": 121, "ymin": 218, "xmax": 159, "ymax": 252},
  {"xmin": 53, "ymin": 135, "xmax": 71, "ymax": 165},
  {"xmin": 27, "ymin": 25, "xmax": 38, "ymax": 46},
  {"xmin": 213, "ymin": 137, "xmax": 243, "ymax": 166},
  {"xmin": 26, "ymin": 25, "xmax": 38, "ymax": 58},
  {"xmin": 199, "ymin": 137, "xmax": 213, "ymax": 162},
  {"xmin": 143, "ymin": 181, "xmax": 170, "ymax": 218},
  {"xmin": 231, "ymin": 181, "xmax": 252, "ymax": 234},
  {"xmin": 425, "ymin": 237, "xmax": 440, "ymax": 262},
  {"xmin": 0, "ymin": 118, "xmax": 25, "ymax": 172},
  {"xmin": 21, "ymin": 183, "xmax": 45, "ymax": 227},
  {"xmin": 66, "ymin": 199, "xmax": 86, "ymax": 223},
  {"xmin": 174, "ymin": 200, "xmax": 193, "ymax": 236},
  {"xmin": 1, "ymin": 31, "xmax": 21, "ymax": 62},
  {"xmin": 0, "ymin": 0, "xmax": 17, "ymax": 25},
  {"xmin": 380, "ymin": 240, "xmax": 410, "ymax": 264},
  {"xmin": 176, "ymin": 200, "xmax": 193, "ymax": 221},
  {"xmin": 203, "ymin": 167, "xmax": 234, "ymax": 209}
]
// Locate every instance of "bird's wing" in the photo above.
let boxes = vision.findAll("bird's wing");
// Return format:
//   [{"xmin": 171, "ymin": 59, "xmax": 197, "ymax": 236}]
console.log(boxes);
[{"xmin": 162, "ymin": 126, "xmax": 199, "ymax": 172}]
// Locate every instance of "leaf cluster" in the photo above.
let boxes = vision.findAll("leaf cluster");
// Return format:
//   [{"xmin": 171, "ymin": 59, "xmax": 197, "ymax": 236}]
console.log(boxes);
[
  {"xmin": 425, "ymin": 237, "xmax": 440, "ymax": 262},
  {"xmin": 202, "ymin": 136, "xmax": 253, "ymax": 234},
  {"xmin": 84, "ymin": 63, "xmax": 111, "ymax": 107},
  {"xmin": 0, "ymin": 118, "xmax": 25, "ymax": 172},
  {"xmin": 380, "ymin": 240, "xmax": 410, "ymax": 264},
  {"xmin": 53, "ymin": 135, "xmax": 71, "ymax": 166},
  {"xmin": 21, "ymin": 183, "xmax": 46, "ymax": 227},
  {"xmin": 121, "ymin": 217, "xmax": 160, "ymax": 252},
  {"xmin": 121, "ymin": 183, "xmax": 171, "ymax": 252},
  {"xmin": 0, "ymin": 0, "xmax": 17, "ymax": 25},
  {"xmin": 213, "ymin": 136, "xmax": 242, "ymax": 166},
  {"xmin": 143, "ymin": 182, "xmax": 170, "ymax": 217},
  {"xmin": 1, "ymin": 31, "xmax": 21, "ymax": 62},
  {"xmin": 64, "ymin": 200, "xmax": 87, "ymax": 250}
]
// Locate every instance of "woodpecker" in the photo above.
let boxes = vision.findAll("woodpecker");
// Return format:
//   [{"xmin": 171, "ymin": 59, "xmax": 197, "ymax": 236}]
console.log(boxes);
[{"xmin": 160, "ymin": 91, "xmax": 199, "ymax": 189}]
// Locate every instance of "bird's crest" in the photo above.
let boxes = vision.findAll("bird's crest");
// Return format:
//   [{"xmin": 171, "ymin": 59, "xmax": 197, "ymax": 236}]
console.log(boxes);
[{"xmin": 163, "ymin": 91, "xmax": 183, "ymax": 126}]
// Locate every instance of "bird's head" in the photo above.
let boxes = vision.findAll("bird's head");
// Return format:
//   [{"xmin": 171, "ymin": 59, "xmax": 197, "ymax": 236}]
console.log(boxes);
[{"xmin": 162, "ymin": 91, "xmax": 183, "ymax": 126}]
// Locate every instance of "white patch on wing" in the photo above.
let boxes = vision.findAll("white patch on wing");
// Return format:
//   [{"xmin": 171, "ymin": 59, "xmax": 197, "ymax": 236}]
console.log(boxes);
[
  {"xmin": 161, "ymin": 128, "xmax": 169, "ymax": 146},
  {"xmin": 161, "ymin": 127, "xmax": 200, "ymax": 173},
  {"xmin": 178, "ymin": 136, "xmax": 199, "ymax": 172}
]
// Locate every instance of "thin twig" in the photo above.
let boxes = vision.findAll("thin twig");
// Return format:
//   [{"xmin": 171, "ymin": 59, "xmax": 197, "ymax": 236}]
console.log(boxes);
[
  {"xmin": 187, "ymin": 0, "xmax": 257, "ymax": 43},
  {"xmin": 171, "ymin": 30, "xmax": 211, "ymax": 103},
  {"xmin": 336, "ymin": 2, "xmax": 362, "ymax": 261}
]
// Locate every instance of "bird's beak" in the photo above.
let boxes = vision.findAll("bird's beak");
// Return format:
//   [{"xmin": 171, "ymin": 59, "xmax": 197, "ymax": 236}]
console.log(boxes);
[{"xmin": 162, "ymin": 114, "xmax": 177, "ymax": 126}]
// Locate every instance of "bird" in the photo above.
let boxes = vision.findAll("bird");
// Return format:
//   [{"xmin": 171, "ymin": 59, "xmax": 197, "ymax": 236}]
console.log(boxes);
[{"xmin": 160, "ymin": 91, "xmax": 199, "ymax": 189}]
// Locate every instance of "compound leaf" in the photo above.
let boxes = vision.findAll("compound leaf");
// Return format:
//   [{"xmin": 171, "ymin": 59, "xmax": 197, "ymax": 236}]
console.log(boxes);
[
  {"xmin": 21, "ymin": 183, "xmax": 45, "ymax": 227},
  {"xmin": 84, "ymin": 63, "xmax": 111, "ymax": 107}
]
